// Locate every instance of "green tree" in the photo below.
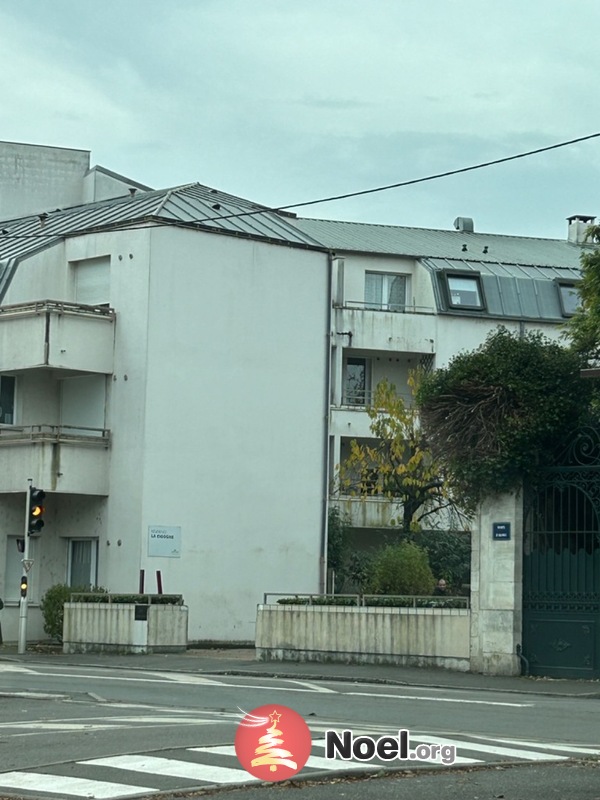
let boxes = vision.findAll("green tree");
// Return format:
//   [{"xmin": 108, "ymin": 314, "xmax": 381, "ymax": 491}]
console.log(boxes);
[
  {"xmin": 566, "ymin": 224, "xmax": 600, "ymax": 360},
  {"xmin": 367, "ymin": 542, "xmax": 434, "ymax": 595},
  {"xmin": 336, "ymin": 378, "xmax": 468, "ymax": 533},
  {"xmin": 417, "ymin": 327, "xmax": 592, "ymax": 510}
]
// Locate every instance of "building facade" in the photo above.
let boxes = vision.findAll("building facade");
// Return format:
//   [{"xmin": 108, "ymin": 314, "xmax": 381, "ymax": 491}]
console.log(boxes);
[{"xmin": 0, "ymin": 142, "xmax": 590, "ymax": 645}]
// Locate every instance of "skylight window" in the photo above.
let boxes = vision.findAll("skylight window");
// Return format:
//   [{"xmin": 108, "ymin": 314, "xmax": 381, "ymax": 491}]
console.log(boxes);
[
  {"xmin": 557, "ymin": 282, "xmax": 580, "ymax": 317},
  {"xmin": 446, "ymin": 274, "xmax": 484, "ymax": 310}
]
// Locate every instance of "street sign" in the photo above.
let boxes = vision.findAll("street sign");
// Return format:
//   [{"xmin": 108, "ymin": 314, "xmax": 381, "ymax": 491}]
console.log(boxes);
[{"xmin": 493, "ymin": 522, "xmax": 511, "ymax": 540}]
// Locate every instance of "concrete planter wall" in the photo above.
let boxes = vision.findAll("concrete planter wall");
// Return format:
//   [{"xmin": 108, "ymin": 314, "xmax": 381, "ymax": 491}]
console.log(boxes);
[
  {"xmin": 256, "ymin": 604, "xmax": 470, "ymax": 671},
  {"xmin": 63, "ymin": 601, "xmax": 188, "ymax": 654}
]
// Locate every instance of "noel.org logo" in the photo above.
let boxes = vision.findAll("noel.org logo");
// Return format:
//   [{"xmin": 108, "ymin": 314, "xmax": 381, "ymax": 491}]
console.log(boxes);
[
  {"xmin": 235, "ymin": 705, "xmax": 457, "ymax": 782},
  {"xmin": 234, "ymin": 705, "xmax": 312, "ymax": 781}
]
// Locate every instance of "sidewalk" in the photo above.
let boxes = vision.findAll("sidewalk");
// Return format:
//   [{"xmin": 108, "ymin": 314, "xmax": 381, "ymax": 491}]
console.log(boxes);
[{"xmin": 1, "ymin": 643, "xmax": 599, "ymax": 697}]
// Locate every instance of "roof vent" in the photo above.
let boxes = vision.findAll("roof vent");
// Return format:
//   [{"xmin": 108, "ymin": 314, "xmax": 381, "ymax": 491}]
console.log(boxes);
[
  {"xmin": 567, "ymin": 214, "xmax": 596, "ymax": 245},
  {"xmin": 454, "ymin": 217, "xmax": 474, "ymax": 233}
]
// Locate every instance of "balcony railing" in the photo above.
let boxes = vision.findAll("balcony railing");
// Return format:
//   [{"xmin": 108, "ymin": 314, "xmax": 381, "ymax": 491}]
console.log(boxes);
[
  {"xmin": 342, "ymin": 300, "xmax": 435, "ymax": 314},
  {"xmin": 0, "ymin": 424, "xmax": 110, "ymax": 445},
  {"xmin": 0, "ymin": 299, "xmax": 115, "ymax": 375},
  {"xmin": 340, "ymin": 389, "xmax": 413, "ymax": 407}
]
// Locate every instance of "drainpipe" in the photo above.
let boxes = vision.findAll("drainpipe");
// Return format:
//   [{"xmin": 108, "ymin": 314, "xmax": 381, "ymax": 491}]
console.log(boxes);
[
  {"xmin": 319, "ymin": 252, "xmax": 334, "ymax": 594},
  {"xmin": 516, "ymin": 643, "xmax": 529, "ymax": 676}
]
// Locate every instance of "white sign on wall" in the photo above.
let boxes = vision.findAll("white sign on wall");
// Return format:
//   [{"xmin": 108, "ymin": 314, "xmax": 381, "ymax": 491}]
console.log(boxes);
[{"xmin": 148, "ymin": 525, "xmax": 181, "ymax": 558}]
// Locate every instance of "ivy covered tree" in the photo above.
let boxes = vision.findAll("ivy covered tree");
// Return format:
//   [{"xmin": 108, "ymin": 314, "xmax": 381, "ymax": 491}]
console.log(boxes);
[
  {"xmin": 336, "ymin": 378, "xmax": 468, "ymax": 533},
  {"xmin": 566, "ymin": 224, "xmax": 600, "ymax": 360},
  {"xmin": 417, "ymin": 327, "xmax": 592, "ymax": 511}
]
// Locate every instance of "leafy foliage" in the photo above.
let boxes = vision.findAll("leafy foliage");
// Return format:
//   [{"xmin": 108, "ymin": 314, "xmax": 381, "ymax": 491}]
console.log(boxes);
[
  {"xmin": 366, "ymin": 542, "xmax": 435, "ymax": 595},
  {"xmin": 39, "ymin": 583, "xmax": 92, "ymax": 642},
  {"xmin": 336, "ymin": 378, "xmax": 468, "ymax": 532},
  {"xmin": 417, "ymin": 328, "xmax": 592, "ymax": 510},
  {"xmin": 566, "ymin": 225, "xmax": 600, "ymax": 359},
  {"xmin": 411, "ymin": 530, "xmax": 471, "ymax": 590}
]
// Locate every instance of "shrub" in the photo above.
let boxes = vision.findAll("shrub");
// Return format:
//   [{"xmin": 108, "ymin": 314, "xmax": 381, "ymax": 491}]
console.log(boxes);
[
  {"xmin": 366, "ymin": 542, "xmax": 434, "ymax": 595},
  {"xmin": 40, "ymin": 584, "xmax": 107, "ymax": 642}
]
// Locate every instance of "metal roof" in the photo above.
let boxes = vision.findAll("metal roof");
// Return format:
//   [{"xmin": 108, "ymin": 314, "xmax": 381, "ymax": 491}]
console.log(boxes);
[
  {"xmin": 0, "ymin": 183, "xmax": 320, "ymax": 264},
  {"xmin": 291, "ymin": 217, "xmax": 586, "ymax": 268},
  {"xmin": 423, "ymin": 257, "xmax": 580, "ymax": 321}
]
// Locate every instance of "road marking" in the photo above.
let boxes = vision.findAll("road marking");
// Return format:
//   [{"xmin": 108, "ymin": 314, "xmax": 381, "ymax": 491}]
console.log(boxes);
[
  {"xmin": 345, "ymin": 691, "xmax": 533, "ymax": 707},
  {"xmin": 412, "ymin": 734, "xmax": 567, "ymax": 761},
  {"xmin": 0, "ymin": 771, "xmax": 154, "ymax": 798},
  {"xmin": 284, "ymin": 679, "xmax": 337, "ymax": 694},
  {"xmin": 83, "ymin": 754, "xmax": 259, "ymax": 784},
  {"xmin": 466, "ymin": 735, "xmax": 600, "ymax": 755},
  {"xmin": 189, "ymin": 743, "xmax": 482, "ymax": 770}
]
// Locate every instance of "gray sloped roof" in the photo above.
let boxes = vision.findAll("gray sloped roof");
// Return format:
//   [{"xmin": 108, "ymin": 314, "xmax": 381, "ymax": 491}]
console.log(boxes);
[
  {"xmin": 291, "ymin": 216, "xmax": 586, "ymax": 268},
  {"xmin": 0, "ymin": 183, "xmax": 321, "ymax": 263},
  {"xmin": 423, "ymin": 257, "xmax": 580, "ymax": 321}
]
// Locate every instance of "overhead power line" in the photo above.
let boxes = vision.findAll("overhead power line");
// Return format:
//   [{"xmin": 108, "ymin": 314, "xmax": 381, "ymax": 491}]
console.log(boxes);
[{"xmin": 1, "ymin": 131, "xmax": 599, "ymax": 240}]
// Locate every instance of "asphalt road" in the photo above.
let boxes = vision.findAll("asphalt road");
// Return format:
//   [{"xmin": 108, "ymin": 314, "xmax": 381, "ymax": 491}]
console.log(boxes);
[{"xmin": 0, "ymin": 660, "xmax": 598, "ymax": 799}]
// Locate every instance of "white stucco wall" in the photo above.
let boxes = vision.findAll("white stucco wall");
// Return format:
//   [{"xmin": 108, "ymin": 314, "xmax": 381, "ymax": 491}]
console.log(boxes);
[{"xmin": 138, "ymin": 228, "xmax": 330, "ymax": 641}]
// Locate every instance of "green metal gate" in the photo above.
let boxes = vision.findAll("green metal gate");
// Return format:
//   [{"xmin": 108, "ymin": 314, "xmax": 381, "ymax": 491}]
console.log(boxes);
[{"xmin": 522, "ymin": 427, "xmax": 600, "ymax": 678}]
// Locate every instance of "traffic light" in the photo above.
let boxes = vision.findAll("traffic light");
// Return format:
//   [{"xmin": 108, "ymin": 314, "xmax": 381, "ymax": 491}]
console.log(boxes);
[
  {"xmin": 28, "ymin": 487, "xmax": 45, "ymax": 535},
  {"xmin": 20, "ymin": 576, "xmax": 27, "ymax": 598}
]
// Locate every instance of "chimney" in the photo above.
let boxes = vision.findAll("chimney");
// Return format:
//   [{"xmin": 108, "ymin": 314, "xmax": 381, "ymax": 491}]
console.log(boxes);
[
  {"xmin": 567, "ymin": 214, "xmax": 596, "ymax": 244},
  {"xmin": 453, "ymin": 217, "xmax": 474, "ymax": 233}
]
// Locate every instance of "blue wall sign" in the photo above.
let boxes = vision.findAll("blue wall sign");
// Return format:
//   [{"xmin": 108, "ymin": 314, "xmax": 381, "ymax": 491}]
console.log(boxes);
[{"xmin": 493, "ymin": 522, "xmax": 511, "ymax": 541}]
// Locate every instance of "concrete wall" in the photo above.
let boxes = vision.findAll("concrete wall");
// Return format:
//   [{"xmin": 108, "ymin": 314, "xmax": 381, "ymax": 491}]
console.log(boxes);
[
  {"xmin": 63, "ymin": 601, "xmax": 188, "ymax": 653},
  {"xmin": 0, "ymin": 142, "xmax": 90, "ymax": 219},
  {"xmin": 470, "ymin": 491, "xmax": 523, "ymax": 676},
  {"xmin": 256, "ymin": 604, "xmax": 471, "ymax": 670}
]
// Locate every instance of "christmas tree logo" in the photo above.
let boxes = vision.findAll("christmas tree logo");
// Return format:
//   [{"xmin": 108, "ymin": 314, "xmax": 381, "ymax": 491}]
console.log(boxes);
[{"xmin": 235, "ymin": 704, "xmax": 312, "ymax": 781}]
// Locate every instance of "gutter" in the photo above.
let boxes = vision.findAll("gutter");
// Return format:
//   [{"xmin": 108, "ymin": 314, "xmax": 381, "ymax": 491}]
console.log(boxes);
[{"xmin": 319, "ymin": 252, "xmax": 334, "ymax": 594}]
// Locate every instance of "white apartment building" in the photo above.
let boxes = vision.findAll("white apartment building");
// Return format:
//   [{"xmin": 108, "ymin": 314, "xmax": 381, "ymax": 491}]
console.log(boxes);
[
  {"xmin": 288, "ymin": 214, "xmax": 586, "ymax": 532},
  {"xmin": 0, "ymin": 142, "xmax": 589, "ymax": 644},
  {"xmin": 0, "ymin": 143, "xmax": 330, "ymax": 644}
]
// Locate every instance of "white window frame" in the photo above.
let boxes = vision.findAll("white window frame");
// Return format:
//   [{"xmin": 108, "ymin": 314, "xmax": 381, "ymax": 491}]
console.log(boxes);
[
  {"xmin": 365, "ymin": 272, "xmax": 408, "ymax": 312},
  {"xmin": 343, "ymin": 357, "xmax": 372, "ymax": 405},
  {"xmin": 67, "ymin": 539, "xmax": 99, "ymax": 589}
]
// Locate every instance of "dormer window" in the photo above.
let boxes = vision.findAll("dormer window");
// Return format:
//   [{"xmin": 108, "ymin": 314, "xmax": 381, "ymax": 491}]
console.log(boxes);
[
  {"xmin": 557, "ymin": 281, "xmax": 580, "ymax": 317},
  {"xmin": 446, "ymin": 273, "xmax": 485, "ymax": 310}
]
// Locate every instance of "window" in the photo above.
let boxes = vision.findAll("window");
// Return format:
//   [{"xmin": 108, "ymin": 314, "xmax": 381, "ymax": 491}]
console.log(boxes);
[
  {"xmin": 68, "ymin": 539, "xmax": 98, "ymax": 588},
  {"xmin": 72, "ymin": 256, "xmax": 110, "ymax": 306},
  {"xmin": 446, "ymin": 274, "xmax": 484, "ymax": 309},
  {"xmin": 0, "ymin": 375, "xmax": 15, "ymax": 424},
  {"xmin": 557, "ymin": 282, "xmax": 580, "ymax": 317},
  {"xmin": 365, "ymin": 272, "xmax": 407, "ymax": 311},
  {"xmin": 343, "ymin": 357, "xmax": 371, "ymax": 405}
]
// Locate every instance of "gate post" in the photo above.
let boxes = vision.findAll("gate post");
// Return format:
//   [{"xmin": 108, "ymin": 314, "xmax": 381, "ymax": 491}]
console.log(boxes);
[{"xmin": 470, "ymin": 489, "xmax": 523, "ymax": 676}]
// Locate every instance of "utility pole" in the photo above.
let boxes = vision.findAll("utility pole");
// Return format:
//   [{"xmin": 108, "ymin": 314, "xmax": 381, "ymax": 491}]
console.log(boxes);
[{"xmin": 17, "ymin": 478, "xmax": 33, "ymax": 655}]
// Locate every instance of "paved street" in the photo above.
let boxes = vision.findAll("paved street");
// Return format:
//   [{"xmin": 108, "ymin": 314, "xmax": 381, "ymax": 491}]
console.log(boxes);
[{"xmin": 0, "ymin": 647, "xmax": 598, "ymax": 799}]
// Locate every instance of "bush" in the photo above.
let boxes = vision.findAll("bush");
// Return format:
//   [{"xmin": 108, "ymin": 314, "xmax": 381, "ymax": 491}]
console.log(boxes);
[
  {"xmin": 39, "ymin": 584, "xmax": 86, "ymax": 642},
  {"xmin": 366, "ymin": 542, "xmax": 434, "ymax": 595}
]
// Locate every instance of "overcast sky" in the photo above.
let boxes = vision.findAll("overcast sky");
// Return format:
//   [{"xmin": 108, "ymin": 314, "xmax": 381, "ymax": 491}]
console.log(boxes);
[{"xmin": 1, "ymin": 0, "xmax": 600, "ymax": 238}]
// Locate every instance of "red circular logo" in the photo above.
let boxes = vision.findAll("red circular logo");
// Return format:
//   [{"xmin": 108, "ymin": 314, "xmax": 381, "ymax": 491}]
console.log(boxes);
[{"xmin": 235, "ymin": 704, "xmax": 312, "ymax": 781}]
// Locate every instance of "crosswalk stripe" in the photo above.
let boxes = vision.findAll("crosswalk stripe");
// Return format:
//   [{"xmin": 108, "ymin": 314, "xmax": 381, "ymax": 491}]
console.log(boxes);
[
  {"xmin": 83, "ymin": 754, "xmax": 258, "ymax": 784},
  {"xmin": 0, "ymin": 771, "xmax": 154, "ymax": 799},
  {"xmin": 411, "ymin": 735, "xmax": 567, "ymax": 761},
  {"xmin": 189, "ymin": 744, "xmax": 370, "ymax": 771},
  {"xmin": 468, "ymin": 736, "xmax": 600, "ymax": 755}
]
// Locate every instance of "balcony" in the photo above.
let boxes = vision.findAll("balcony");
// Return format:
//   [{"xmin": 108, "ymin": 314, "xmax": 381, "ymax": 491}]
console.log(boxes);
[
  {"xmin": 0, "ymin": 300, "xmax": 115, "ymax": 375},
  {"xmin": 336, "ymin": 303, "xmax": 436, "ymax": 353},
  {"xmin": 0, "ymin": 424, "xmax": 110, "ymax": 494},
  {"xmin": 331, "ymin": 496, "xmax": 397, "ymax": 528}
]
